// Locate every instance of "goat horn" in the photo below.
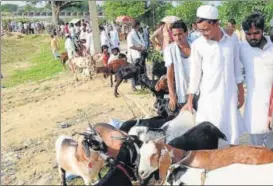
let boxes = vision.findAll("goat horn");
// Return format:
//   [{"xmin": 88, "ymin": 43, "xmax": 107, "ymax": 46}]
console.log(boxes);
[{"xmin": 111, "ymin": 136, "xmax": 127, "ymax": 141}]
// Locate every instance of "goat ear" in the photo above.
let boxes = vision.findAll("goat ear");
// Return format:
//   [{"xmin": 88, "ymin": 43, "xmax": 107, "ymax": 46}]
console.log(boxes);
[
  {"xmin": 82, "ymin": 140, "xmax": 91, "ymax": 158},
  {"xmin": 158, "ymin": 149, "xmax": 172, "ymax": 184},
  {"xmin": 154, "ymin": 136, "xmax": 166, "ymax": 143}
]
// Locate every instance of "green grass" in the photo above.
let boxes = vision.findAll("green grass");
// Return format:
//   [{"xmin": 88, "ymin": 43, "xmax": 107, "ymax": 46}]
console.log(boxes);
[{"xmin": 2, "ymin": 34, "xmax": 65, "ymax": 87}]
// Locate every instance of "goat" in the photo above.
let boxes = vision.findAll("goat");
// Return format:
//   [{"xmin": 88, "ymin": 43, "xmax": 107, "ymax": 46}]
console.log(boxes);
[
  {"xmin": 120, "ymin": 115, "xmax": 174, "ymax": 133},
  {"xmin": 82, "ymin": 124, "xmax": 160, "ymax": 186},
  {"xmin": 128, "ymin": 110, "xmax": 195, "ymax": 144},
  {"xmin": 168, "ymin": 122, "xmax": 227, "ymax": 151},
  {"xmin": 114, "ymin": 52, "xmax": 147, "ymax": 97},
  {"xmin": 138, "ymin": 138, "xmax": 273, "ymax": 183},
  {"xmin": 60, "ymin": 52, "xmax": 69, "ymax": 69},
  {"xmin": 55, "ymin": 125, "xmax": 109, "ymax": 186},
  {"xmin": 151, "ymin": 61, "xmax": 167, "ymax": 80},
  {"xmin": 166, "ymin": 163, "xmax": 273, "ymax": 185},
  {"xmin": 95, "ymin": 135, "xmax": 143, "ymax": 186},
  {"xmin": 96, "ymin": 59, "xmax": 129, "ymax": 87},
  {"xmin": 93, "ymin": 123, "xmax": 128, "ymax": 159},
  {"xmin": 68, "ymin": 55, "xmax": 96, "ymax": 81}
]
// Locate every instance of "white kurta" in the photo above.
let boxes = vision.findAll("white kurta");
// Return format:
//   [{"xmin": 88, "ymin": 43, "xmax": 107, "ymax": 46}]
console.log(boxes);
[
  {"xmin": 65, "ymin": 38, "xmax": 75, "ymax": 59},
  {"xmin": 110, "ymin": 29, "xmax": 120, "ymax": 49},
  {"xmin": 127, "ymin": 29, "xmax": 146, "ymax": 63},
  {"xmin": 164, "ymin": 42, "xmax": 190, "ymax": 104},
  {"xmin": 100, "ymin": 30, "xmax": 110, "ymax": 47},
  {"xmin": 188, "ymin": 31, "xmax": 244, "ymax": 144},
  {"xmin": 240, "ymin": 37, "xmax": 273, "ymax": 134},
  {"xmin": 86, "ymin": 32, "xmax": 94, "ymax": 55}
]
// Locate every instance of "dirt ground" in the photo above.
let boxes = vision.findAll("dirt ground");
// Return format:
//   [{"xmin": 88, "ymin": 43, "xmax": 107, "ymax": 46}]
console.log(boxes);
[{"xmin": 1, "ymin": 71, "xmax": 157, "ymax": 185}]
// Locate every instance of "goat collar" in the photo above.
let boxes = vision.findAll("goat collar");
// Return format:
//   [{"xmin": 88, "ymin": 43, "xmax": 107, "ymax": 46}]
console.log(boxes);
[{"xmin": 116, "ymin": 163, "xmax": 132, "ymax": 180}]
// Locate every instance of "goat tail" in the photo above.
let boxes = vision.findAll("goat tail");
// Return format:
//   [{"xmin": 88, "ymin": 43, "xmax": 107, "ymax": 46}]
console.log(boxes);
[{"xmin": 212, "ymin": 126, "xmax": 227, "ymax": 141}]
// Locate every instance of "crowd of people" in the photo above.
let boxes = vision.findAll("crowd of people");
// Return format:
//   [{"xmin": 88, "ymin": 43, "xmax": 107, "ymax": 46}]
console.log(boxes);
[
  {"xmin": 148, "ymin": 5, "xmax": 273, "ymax": 148},
  {"xmin": 1, "ymin": 20, "xmax": 46, "ymax": 35},
  {"xmin": 50, "ymin": 5, "xmax": 273, "ymax": 149}
]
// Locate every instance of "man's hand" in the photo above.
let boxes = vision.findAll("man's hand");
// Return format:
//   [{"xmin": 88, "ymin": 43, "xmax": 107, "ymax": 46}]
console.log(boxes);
[
  {"xmin": 237, "ymin": 83, "xmax": 244, "ymax": 109},
  {"xmin": 268, "ymin": 117, "xmax": 272, "ymax": 130},
  {"xmin": 169, "ymin": 94, "xmax": 177, "ymax": 111},
  {"xmin": 181, "ymin": 101, "xmax": 193, "ymax": 113},
  {"xmin": 181, "ymin": 94, "xmax": 194, "ymax": 113}
]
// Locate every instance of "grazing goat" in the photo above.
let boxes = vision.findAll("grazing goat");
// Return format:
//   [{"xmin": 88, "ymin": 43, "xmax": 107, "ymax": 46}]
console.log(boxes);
[
  {"xmin": 114, "ymin": 52, "xmax": 147, "ymax": 97},
  {"xmin": 168, "ymin": 122, "xmax": 227, "ymax": 151},
  {"xmin": 96, "ymin": 59, "xmax": 129, "ymax": 87},
  {"xmin": 55, "ymin": 125, "xmax": 109, "ymax": 186},
  {"xmin": 166, "ymin": 163, "xmax": 273, "ymax": 185},
  {"xmin": 68, "ymin": 55, "xmax": 96, "ymax": 81},
  {"xmin": 138, "ymin": 138, "xmax": 273, "ymax": 183}
]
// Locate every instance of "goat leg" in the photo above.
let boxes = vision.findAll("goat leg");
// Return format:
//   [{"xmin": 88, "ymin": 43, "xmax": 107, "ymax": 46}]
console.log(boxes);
[
  {"xmin": 110, "ymin": 74, "xmax": 113, "ymax": 87},
  {"xmin": 114, "ymin": 75, "xmax": 123, "ymax": 97},
  {"xmin": 58, "ymin": 167, "xmax": 67, "ymax": 186}
]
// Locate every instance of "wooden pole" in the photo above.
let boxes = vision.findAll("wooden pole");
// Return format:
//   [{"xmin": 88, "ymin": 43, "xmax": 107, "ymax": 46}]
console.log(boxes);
[{"xmin": 88, "ymin": 0, "xmax": 101, "ymax": 54}]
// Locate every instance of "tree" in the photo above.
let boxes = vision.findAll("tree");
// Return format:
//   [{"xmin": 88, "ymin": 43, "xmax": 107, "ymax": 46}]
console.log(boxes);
[
  {"xmin": 0, "ymin": 4, "xmax": 19, "ymax": 12},
  {"xmin": 102, "ymin": 1, "xmax": 146, "ymax": 20},
  {"xmin": 166, "ymin": 1, "xmax": 203, "ymax": 26},
  {"xmin": 218, "ymin": 0, "xmax": 272, "ymax": 27},
  {"xmin": 27, "ymin": 1, "xmax": 83, "ymax": 25}
]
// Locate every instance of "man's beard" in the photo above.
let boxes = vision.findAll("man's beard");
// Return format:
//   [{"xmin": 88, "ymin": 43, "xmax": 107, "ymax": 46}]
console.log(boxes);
[{"xmin": 248, "ymin": 38, "xmax": 262, "ymax": 47}]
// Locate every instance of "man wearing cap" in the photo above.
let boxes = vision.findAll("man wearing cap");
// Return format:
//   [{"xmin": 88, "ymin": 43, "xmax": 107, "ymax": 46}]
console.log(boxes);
[
  {"xmin": 239, "ymin": 13, "xmax": 273, "ymax": 148},
  {"xmin": 182, "ymin": 5, "xmax": 244, "ymax": 146}
]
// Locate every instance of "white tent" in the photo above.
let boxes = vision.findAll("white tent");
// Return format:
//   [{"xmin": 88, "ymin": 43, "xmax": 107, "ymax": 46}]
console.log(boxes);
[{"xmin": 69, "ymin": 18, "xmax": 81, "ymax": 25}]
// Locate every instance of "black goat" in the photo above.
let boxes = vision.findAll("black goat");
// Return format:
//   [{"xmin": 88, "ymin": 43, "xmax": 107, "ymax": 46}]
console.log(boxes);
[
  {"xmin": 114, "ymin": 52, "xmax": 147, "ymax": 97},
  {"xmin": 168, "ymin": 121, "xmax": 227, "ymax": 151},
  {"xmin": 95, "ymin": 135, "xmax": 159, "ymax": 186},
  {"xmin": 151, "ymin": 61, "xmax": 166, "ymax": 80},
  {"xmin": 119, "ymin": 115, "xmax": 165, "ymax": 133}
]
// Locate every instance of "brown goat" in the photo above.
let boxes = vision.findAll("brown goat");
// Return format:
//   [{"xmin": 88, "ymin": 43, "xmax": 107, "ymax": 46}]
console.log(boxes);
[
  {"xmin": 96, "ymin": 59, "xmax": 129, "ymax": 87},
  {"xmin": 155, "ymin": 75, "xmax": 168, "ymax": 93},
  {"xmin": 93, "ymin": 123, "xmax": 128, "ymax": 159},
  {"xmin": 60, "ymin": 52, "xmax": 68, "ymax": 69},
  {"xmin": 138, "ymin": 138, "xmax": 273, "ymax": 183}
]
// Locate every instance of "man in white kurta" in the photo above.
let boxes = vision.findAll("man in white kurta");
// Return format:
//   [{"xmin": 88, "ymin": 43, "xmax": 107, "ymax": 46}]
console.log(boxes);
[
  {"xmin": 65, "ymin": 34, "xmax": 76, "ymax": 60},
  {"xmin": 127, "ymin": 20, "xmax": 146, "ymax": 90},
  {"xmin": 110, "ymin": 25, "xmax": 120, "ymax": 49},
  {"xmin": 100, "ymin": 26, "xmax": 110, "ymax": 48},
  {"xmin": 163, "ymin": 21, "xmax": 191, "ymax": 112},
  {"xmin": 183, "ymin": 5, "xmax": 244, "ymax": 145},
  {"xmin": 240, "ymin": 13, "xmax": 273, "ymax": 148}
]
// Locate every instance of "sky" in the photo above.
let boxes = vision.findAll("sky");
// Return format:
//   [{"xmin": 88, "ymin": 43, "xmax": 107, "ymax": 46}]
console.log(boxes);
[{"xmin": 1, "ymin": 0, "xmax": 222, "ymax": 7}]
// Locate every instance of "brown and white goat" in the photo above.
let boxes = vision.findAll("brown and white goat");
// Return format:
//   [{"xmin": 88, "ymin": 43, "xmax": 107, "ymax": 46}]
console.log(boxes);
[
  {"xmin": 55, "ymin": 126, "xmax": 109, "ymax": 186},
  {"xmin": 138, "ymin": 138, "xmax": 273, "ymax": 184},
  {"xmin": 93, "ymin": 123, "xmax": 128, "ymax": 159},
  {"xmin": 68, "ymin": 55, "xmax": 96, "ymax": 81}
]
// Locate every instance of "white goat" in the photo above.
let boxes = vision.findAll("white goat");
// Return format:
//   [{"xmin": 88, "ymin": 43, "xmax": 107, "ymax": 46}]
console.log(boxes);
[
  {"xmin": 165, "ymin": 163, "xmax": 273, "ymax": 185},
  {"xmin": 160, "ymin": 110, "xmax": 196, "ymax": 143},
  {"xmin": 128, "ymin": 111, "xmax": 195, "ymax": 143}
]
